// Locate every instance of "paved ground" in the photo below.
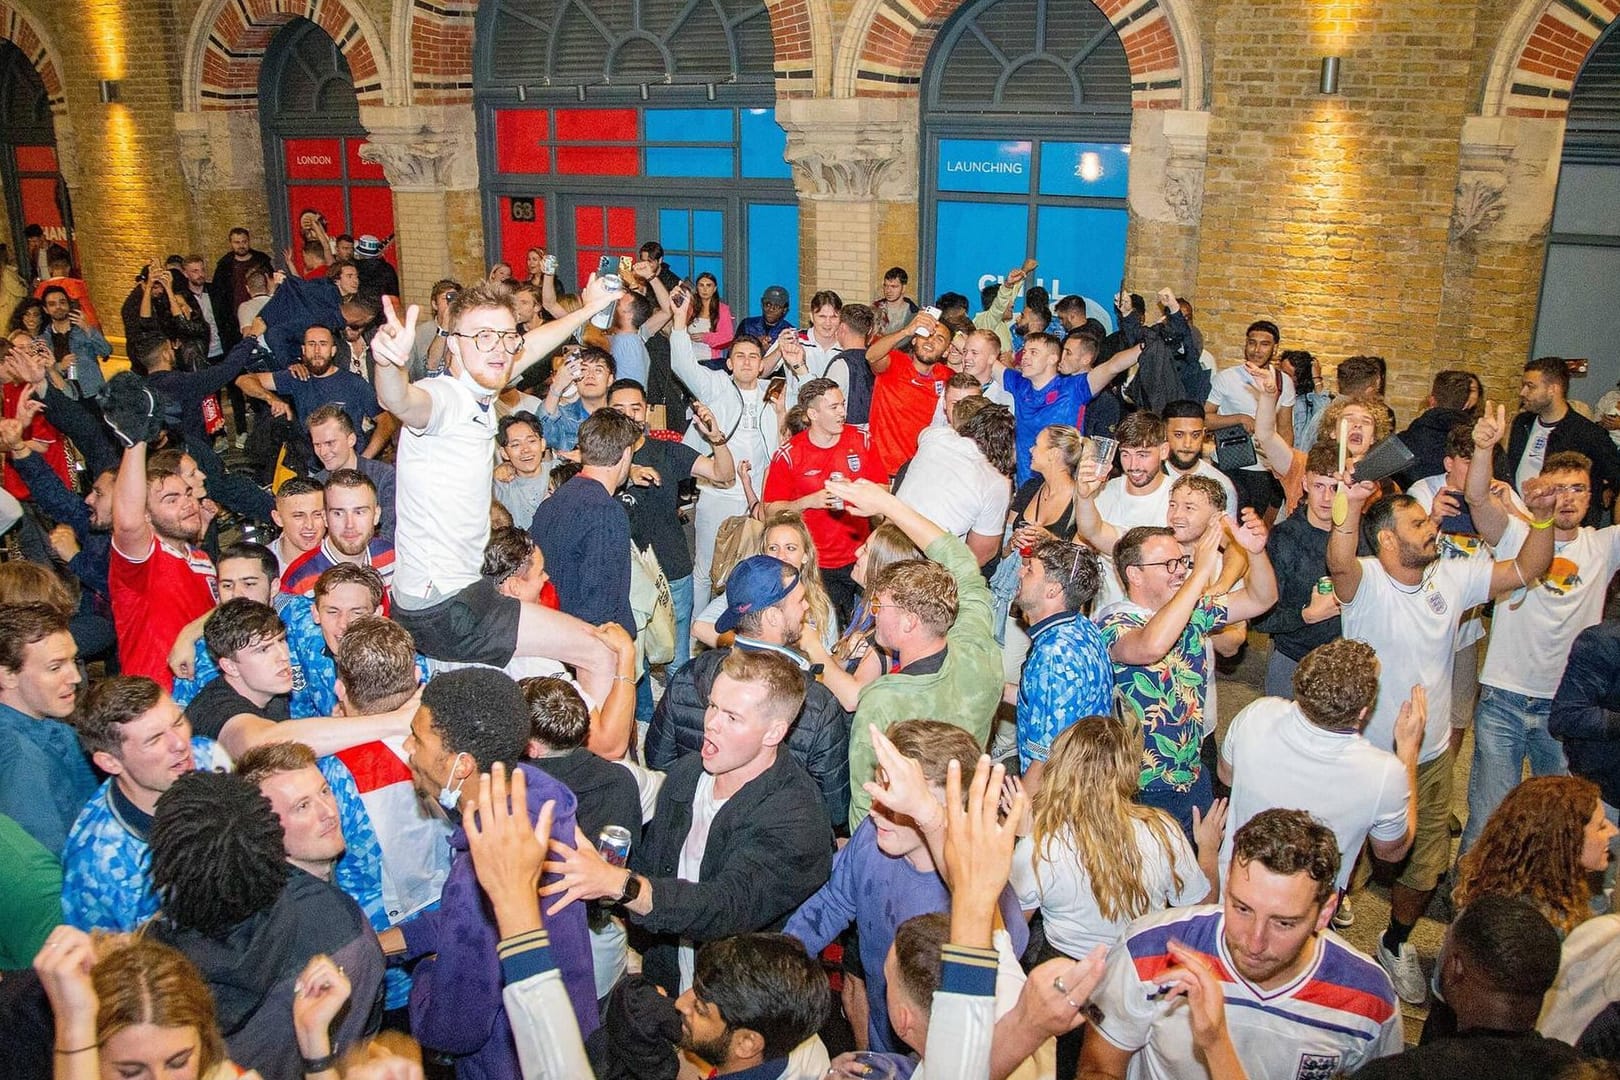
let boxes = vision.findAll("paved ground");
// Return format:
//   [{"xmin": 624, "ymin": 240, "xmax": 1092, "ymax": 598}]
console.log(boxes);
[{"xmin": 1215, "ymin": 638, "xmax": 1460, "ymax": 1042}]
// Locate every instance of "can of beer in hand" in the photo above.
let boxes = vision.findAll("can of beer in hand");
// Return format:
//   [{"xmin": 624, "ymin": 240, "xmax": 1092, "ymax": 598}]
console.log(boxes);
[
  {"xmin": 598, "ymin": 826, "xmax": 633, "ymax": 868},
  {"xmin": 827, "ymin": 471, "xmax": 846, "ymax": 511},
  {"xmin": 540, "ymin": 253, "xmax": 558, "ymax": 276},
  {"xmin": 1316, "ymin": 577, "xmax": 1335, "ymax": 596}
]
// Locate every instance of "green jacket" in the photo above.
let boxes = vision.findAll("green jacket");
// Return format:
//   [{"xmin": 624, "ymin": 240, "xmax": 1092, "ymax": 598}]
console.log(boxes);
[
  {"xmin": 847, "ymin": 532, "xmax": 1003, "ymax": 830},
  {"xmin": 0, "ymin": 812, "xmax": 62, "ymax": 967}
]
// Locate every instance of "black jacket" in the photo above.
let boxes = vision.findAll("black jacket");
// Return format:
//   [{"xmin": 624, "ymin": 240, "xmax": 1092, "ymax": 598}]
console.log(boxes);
[
  {"xmin": 1397, "ymin": 406, "xmax": 1474, "ymax": 487},
  {"xmin": 1501, "ymin": 408, "xmax": 1620, "ymax": 525},
  {"xmin": 1550, "ymin": 619, "xmax": 1620, "ymax": 809},
  {"xmin": 646, "ymin": 642, "xmax": 851, "ymax": 827},
  {"xmin": 629, "ymin": 750, "xmax": 833, "ymax": 993},
  {"xmin": 209, "ymin": 248, "xmax": 275, "ymax": 353}
]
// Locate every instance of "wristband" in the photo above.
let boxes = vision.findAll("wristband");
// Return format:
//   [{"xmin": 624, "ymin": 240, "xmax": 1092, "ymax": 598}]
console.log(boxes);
[
  {"xmin": 302, "ymin": 1051, "xmax": 340, "ymax": 1074},
  {"xmin": 1529, "ymin": 517, "xmax": 1554, "ymax": 530}
]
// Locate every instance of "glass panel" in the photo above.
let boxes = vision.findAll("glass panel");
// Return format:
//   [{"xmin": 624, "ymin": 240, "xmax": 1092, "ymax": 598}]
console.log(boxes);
[
  {"xmin": 694, "ymin": 255, "xmax": 726, "ymax": 284},
  {"xmin": 348, "ymin": 186, "xmax": 397, "ymax": 264},
  {"xmin": 1552, "ymin": 163, "xmax": 1620, "ymax": 237},
  {"xmin": 556, "ymin": 146, "xmax": 641, "ymax": 175},
  {"xmin": 666, "ymin": 254, "xmax": 694, "ymax": 279},
  {"xmin": 555, "ymin": 109, "xmax": 639, "ymax": 141},
  {"xmin": 747, "ymin": 203, "xmax": 799, "ymax": 317},
  {"xmin": 932, "ymin": 201, "xmax": 1029, "ymax": 310},
  {"xmin": 660, "ymin": 209, "xmax": 691, "ymax": 250},
  {"xmin": 607, "ymin": 206, "xmax": 639, "ymax": 248},
  {"xmin": 1038, "ymin": 142, "xmax": 1130, "ymax": 199},
  {"xmin": 283, "ymin": 138, "xmax": 345, "ymax": 181},
  {"xmin": 740, "ymin": 108, "xmax": 791, "ymax": 179},
  {"xmin": 936, "ymin": 139, "xmax": 1032, "ymax": 194},
  {"xmin": 692, "ymin": 210, "xmax": 724, "ymax": 252},
  {"xmin": 501, "ymin": 197, "xmax": 549, "ymax": 275},
  {"xmin": 12, "ymin": 146, "xmax": 57, "ymax": 173},
  {"xmin": 1031, "ymin": 205, "xmax": 1128, "ymax": 321},
  {"xmin": 287, "ymin": 185, "xmax": 348, "ymax": 242},
  {"xmin": 646, "ymin": 147, "xmax": 734, "ymax": 177},
  {"xmin": 1534, "ymin": 243, "xmax": 1620, "ymax": 409},
  {"xmin": 496, "ymin": 110, "xmax": 552, "ymax": 175},
  {"xmin": 645, "ymin": 108, "xmax": 733, "ymax": 142}
]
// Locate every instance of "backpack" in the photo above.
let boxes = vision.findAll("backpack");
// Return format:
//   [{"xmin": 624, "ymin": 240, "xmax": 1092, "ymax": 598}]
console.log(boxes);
[{"xmin": 835, "ymin": 348, "xmax": 875, "ymax": 426}]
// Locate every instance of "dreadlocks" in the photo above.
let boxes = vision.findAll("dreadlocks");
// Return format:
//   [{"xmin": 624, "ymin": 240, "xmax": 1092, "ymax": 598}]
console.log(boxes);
[{"xmin": 151, "ymin": 771, "xmax": 288, "ymax": 936}]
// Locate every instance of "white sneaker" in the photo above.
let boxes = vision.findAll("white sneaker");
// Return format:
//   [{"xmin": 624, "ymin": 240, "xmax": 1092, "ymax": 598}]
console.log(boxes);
[
  {"xmin": 1377, "ymin": 939, "xmax": 1428, "ymax": 1004},
  {"xmin": 1331, "ymin": 896, "xmax": 1354, "ymax": 930}
]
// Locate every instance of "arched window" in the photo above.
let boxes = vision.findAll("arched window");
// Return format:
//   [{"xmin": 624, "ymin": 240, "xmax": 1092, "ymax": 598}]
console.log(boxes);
[
  {"xmin": 920, "ymin": 0, "xmax": 1132, "ymax": 325},
  {"xmin": 0, "ymin": 38, "xmax": 76, "ymax": 277},
  {"xmin": 1533, "ymin": 22, "xmax": 1620, "ymax": 405},
  {"xmin": 475, "ymin": 0, "xmax": 796, "ymax": 310},
  {"xmin": 260, "ymin": 18, "xmax": 395, "ymax": 269}
]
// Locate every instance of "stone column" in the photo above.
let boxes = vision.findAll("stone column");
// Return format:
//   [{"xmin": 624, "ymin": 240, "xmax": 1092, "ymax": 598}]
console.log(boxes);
[
  {"xmin": 357, "ymin": 105, "xmax": 484, "ymax": 303},
  {"xmin": 1436, "ymin": 115, "xmax": 1566, "ymax": 404},
  {"xmin": 172, "ymin": 110, "xmax": 272, "ymax": 256},
  {"xmin": 777, "ymin": 97, "xmax": 919, "ymax": 308},
  {"xmin": 1125, "ymin": 108, "xmax": 1210, "ymax": 303}
]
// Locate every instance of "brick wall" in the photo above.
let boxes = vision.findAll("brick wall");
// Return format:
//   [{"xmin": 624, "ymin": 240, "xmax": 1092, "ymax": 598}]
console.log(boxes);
[{"xmin": 1188, "ymin": 0, "xmax": 1483, "ymax": 420}]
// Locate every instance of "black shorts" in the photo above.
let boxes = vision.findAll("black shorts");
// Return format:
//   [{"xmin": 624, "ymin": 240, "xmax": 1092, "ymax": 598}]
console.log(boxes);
[{"xmin": 393, "ymin": 577, "xmax": 521, "ymax": 667}]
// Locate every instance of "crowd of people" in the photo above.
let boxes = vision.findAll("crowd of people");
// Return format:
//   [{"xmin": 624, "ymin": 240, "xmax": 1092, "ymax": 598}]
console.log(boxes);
[{"xmin": 4, "ymin": 220, "xmax": 1620, "ymax": 1080}]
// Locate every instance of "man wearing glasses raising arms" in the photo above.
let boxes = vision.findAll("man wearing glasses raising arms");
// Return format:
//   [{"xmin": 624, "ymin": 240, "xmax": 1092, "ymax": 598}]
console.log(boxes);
[
  {"xmin": 1097, "ymin": 514, "xmax": 1277, "ymax": 842},
  {"xmin": 369, "ymin": 279, "xmax": 633, "ymax": 752}
]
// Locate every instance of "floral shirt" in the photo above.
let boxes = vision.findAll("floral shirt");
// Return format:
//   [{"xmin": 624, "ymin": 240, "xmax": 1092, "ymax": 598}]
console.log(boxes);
[{"xmin": 1098, "ymin": 596, "xmax": 1229, "ymax": 795}]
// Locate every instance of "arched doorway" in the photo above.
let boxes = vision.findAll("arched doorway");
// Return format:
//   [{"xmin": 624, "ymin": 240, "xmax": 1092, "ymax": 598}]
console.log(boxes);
[
  {"xmin": 919, "ymin": 0, "xmax": 1132, "ymax": 324},
  {"xmin": 1532, "ymin": 22, "xmax": 1620, "ymax": 409},
  {"xmin": 0, "ymin": 37, "xmax": 76, "ymax": 278},
  {"xmin": 474, "ymin": 0, "xmax": 797, "ymax": 309},
  {"xmin": 259, "ymin": 18, "xmax": 395, "ymax": 269}
]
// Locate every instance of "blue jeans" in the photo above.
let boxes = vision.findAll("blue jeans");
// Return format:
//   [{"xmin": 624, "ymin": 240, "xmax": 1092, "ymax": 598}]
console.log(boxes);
[
  {"xmin": 1461, "ymin": 686, "xmax": 1568, "ymax": 853},
  {"xmin": 1139, "ymin": 769, "xmax": 1213, "ymax": 847},
  {"xmin": 669, "ymin": 573, "xmax": 694, "ymax": 670}
]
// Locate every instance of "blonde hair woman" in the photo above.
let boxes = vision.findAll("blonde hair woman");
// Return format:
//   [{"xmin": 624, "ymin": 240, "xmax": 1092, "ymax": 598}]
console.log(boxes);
[
  {"xmin": 760, "ymin": 510, "xmax": 837, "ymax": 652},
  {"xmin": 1012, "ymin": 716, "xmax": 1221, "ymax": 959}
]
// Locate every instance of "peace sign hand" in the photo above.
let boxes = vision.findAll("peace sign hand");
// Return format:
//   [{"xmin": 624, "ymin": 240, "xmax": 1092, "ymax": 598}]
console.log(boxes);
[{"xmin": 372, "ymin": 295, "xmax": 420, "ymax": 370}]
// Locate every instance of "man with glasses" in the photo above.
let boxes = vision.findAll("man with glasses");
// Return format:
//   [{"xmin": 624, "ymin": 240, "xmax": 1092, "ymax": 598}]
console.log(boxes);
[
  {"xmin": 1012, "ymin": 539, "xmax": 1111, "ymax": 792},
  {"xmin": 1466, "ymin": 449, "xmax": 1620, "ymax": 854},
  {"xmin": 370, "ymin": 279, "xmax": 627, "ymax": 709},
  {"xmin": 1098, "ymin": 516, "xmax": 1277, "ymax": 840}
]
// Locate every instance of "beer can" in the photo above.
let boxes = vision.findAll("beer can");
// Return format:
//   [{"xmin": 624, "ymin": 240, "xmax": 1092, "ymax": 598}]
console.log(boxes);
[
  {"xmin": 598, "ymin": 826, "xmax": 633, "ymax": 868},
  {"xmin": 827, "ymin": 471, "xmax": 846, "ymax": 511},
  {"xmin": 540, "ymin": 253, "xmax": 558, "ymax": 276},
  {"xmin": 1316, "ymin": 577, "xmax": 1335, "ymax": 596}
]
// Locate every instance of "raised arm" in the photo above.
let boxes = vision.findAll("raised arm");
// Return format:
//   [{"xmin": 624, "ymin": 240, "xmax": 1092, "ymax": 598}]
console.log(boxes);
[
  {"xmin": 370, "ymin": 296, "xmax": 434, "ymax": 429},
  {"xmin": 1492, "ymin": 476, "xmax": 1557, "ymax": 597},
  {"xmin": 216, "ymin": 697, "xmax": 416, "ymax": 760},
  {"xmin": 824, "ymin": 476, "xmax": 944, "ymax": 551},
  {"xmin": 1216, "ymin": 511, "xmax": 1279, "ymax": 622},
  {"xmin": 1249, "ymin": 364, "xmax": 1293, "ymax": 479},
  {"xmin": 111, "ymin": 440, "xmax": 153, "ymax": 558},
  {"xmin": 866, "ymin": 310, "xmax": 936, "ymax": 372},
  {"xmin": 514, "ymin": 275, "xmax": 620, "ymax": 382},
  {"xmin": 1109, "ymin": 526, "xmax": 1221, "ymax": 666},
  {"xmin": 1325, "ymin": 475, "xmax": 1378, "ymax": 602},
  {"xmin": 1085, "ymin": 343, "xmax": 1142, "ymax": 397},
  {"xmin": 1072, "ymin": 468, "xmax": 1121, "ymax": 554},
  {"xmin": 1464, "ymin": 402, "xmax": 1510, "ymax": 545},
  {"xmin": 667, "ymin": 296, "xmax": 738, "ymax": 400}
]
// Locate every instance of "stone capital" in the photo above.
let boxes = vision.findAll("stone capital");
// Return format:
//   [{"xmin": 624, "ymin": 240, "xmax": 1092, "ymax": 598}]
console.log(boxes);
[
  {"xmin": 171, "ymin": 110, "xmax": 267, "ymax": 192},
  {"xmin": 1128, "ymin": 109, "xmax": 1211, "ymax": 226},
  {"xmin": 1450, "ymin": 115, "xmax": 1565, "ymax": 244},
  {"xmin": 356, "ymin": 105, "xmax": 480, "ymax": 192},
  {"xmin": 776, "ymin": 98, "xmax": 918, "ymax": 201}
]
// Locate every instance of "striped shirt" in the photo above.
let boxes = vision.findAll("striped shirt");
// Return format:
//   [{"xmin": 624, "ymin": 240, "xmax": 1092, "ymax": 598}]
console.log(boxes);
[{"xmin": 1090, "ymin": 906, "xmax": 1402, "ymax": 1079}]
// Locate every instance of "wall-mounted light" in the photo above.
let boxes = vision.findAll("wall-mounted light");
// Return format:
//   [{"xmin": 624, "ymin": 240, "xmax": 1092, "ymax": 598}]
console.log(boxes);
[
  {"xmin": 516, "ymin": 84, "xmax": 527, "ymax": 102},
  {"xmin": 1319, "ymin": 57, "xmax": 1341, "ymax": 95},
  {"xmin": 639, "ymin": 83, "xmax": 649, "ymax": 101},
  {"xmin": 98, "ymin": 79, "xmax": 121, "ymax": 104},
  {"xmin": 576, "ymin": 84, "xmax": 587, "ymax": 102},
  {"xmin": 705, "ymin": 83, "xmax": 716, "ymax": 101}
]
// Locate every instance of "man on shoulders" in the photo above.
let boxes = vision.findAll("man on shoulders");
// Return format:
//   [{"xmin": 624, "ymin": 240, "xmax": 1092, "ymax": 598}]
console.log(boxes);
[
  {"xmin": 0, "ymin": 603, "xmax": 96, "ymax": 856},
  {"xmin": 1079, "ymin": 809, "xmax": 1402, "ymax": 1079},
  {"xmin": 544, "ymin": 648, "xmax": 834, "ymax": 993},
  {"xmin": 63, "ymin": 677, "xmax": 230, "ymax": 931},
  {"xmin": 308, "ymin": 404, "xmax": 395, "ymax": 541},
  {"xmin": 648, "ymin": 555, "xmax": 851, "ymax": 828}
]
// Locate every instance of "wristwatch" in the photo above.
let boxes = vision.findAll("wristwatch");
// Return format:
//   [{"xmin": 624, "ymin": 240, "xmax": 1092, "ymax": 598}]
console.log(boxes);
[{"xmin": 615, "ymin": 871, "xmax": 643, "ymax": 906}]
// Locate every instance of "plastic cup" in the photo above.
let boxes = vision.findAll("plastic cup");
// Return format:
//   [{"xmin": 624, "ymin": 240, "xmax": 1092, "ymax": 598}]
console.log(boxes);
[
  {"xmin": 829, "ymin": 1052, "xmax": 899, "ymax": 1079},
  {"xmin": 1081, "ymin": 435, "xmax": 1119, "ymax": 479}
]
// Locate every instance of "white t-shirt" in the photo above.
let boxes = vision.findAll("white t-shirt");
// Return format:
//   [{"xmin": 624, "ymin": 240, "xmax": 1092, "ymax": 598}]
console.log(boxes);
[
  {"xmin": 1219, "ymin": 697, "xmax": 1410, "ymax": 892},
  {"xmin": 897, "ymin": 427, "xmax": 1012, "ymax": 541},
  {"xmin": 1483, "ymin": 522, "xmax": 1620, "ymax": 699},
  {"xmin": 1092, "ymin": 473, "xmax": 1174, "ymax": 612},
  {"xmin": 1516, "ymin": 418, "xmax": 1556, "ymax": 491},
  {"xmin": 1206, "ymin": 365, "xmax": 1296, "ymax": 472},
  {"xmin": 1339, "ymin": 552, "xmax": 1495, "ymax": 761},
  {"xmin": 1010, "ymin": 818, "xmax": 1208, "ymax": 959},
  {"xmin": 1539, "ymin": 913, "xmax": 1620, "ymax": 1045},
  {"xmin": 393, "ymin": 372, "xmax": 497, "ymax": 606},
  {"xmin": 676, "ymin": 772, "xmax": 728, "ymax": 991}
]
